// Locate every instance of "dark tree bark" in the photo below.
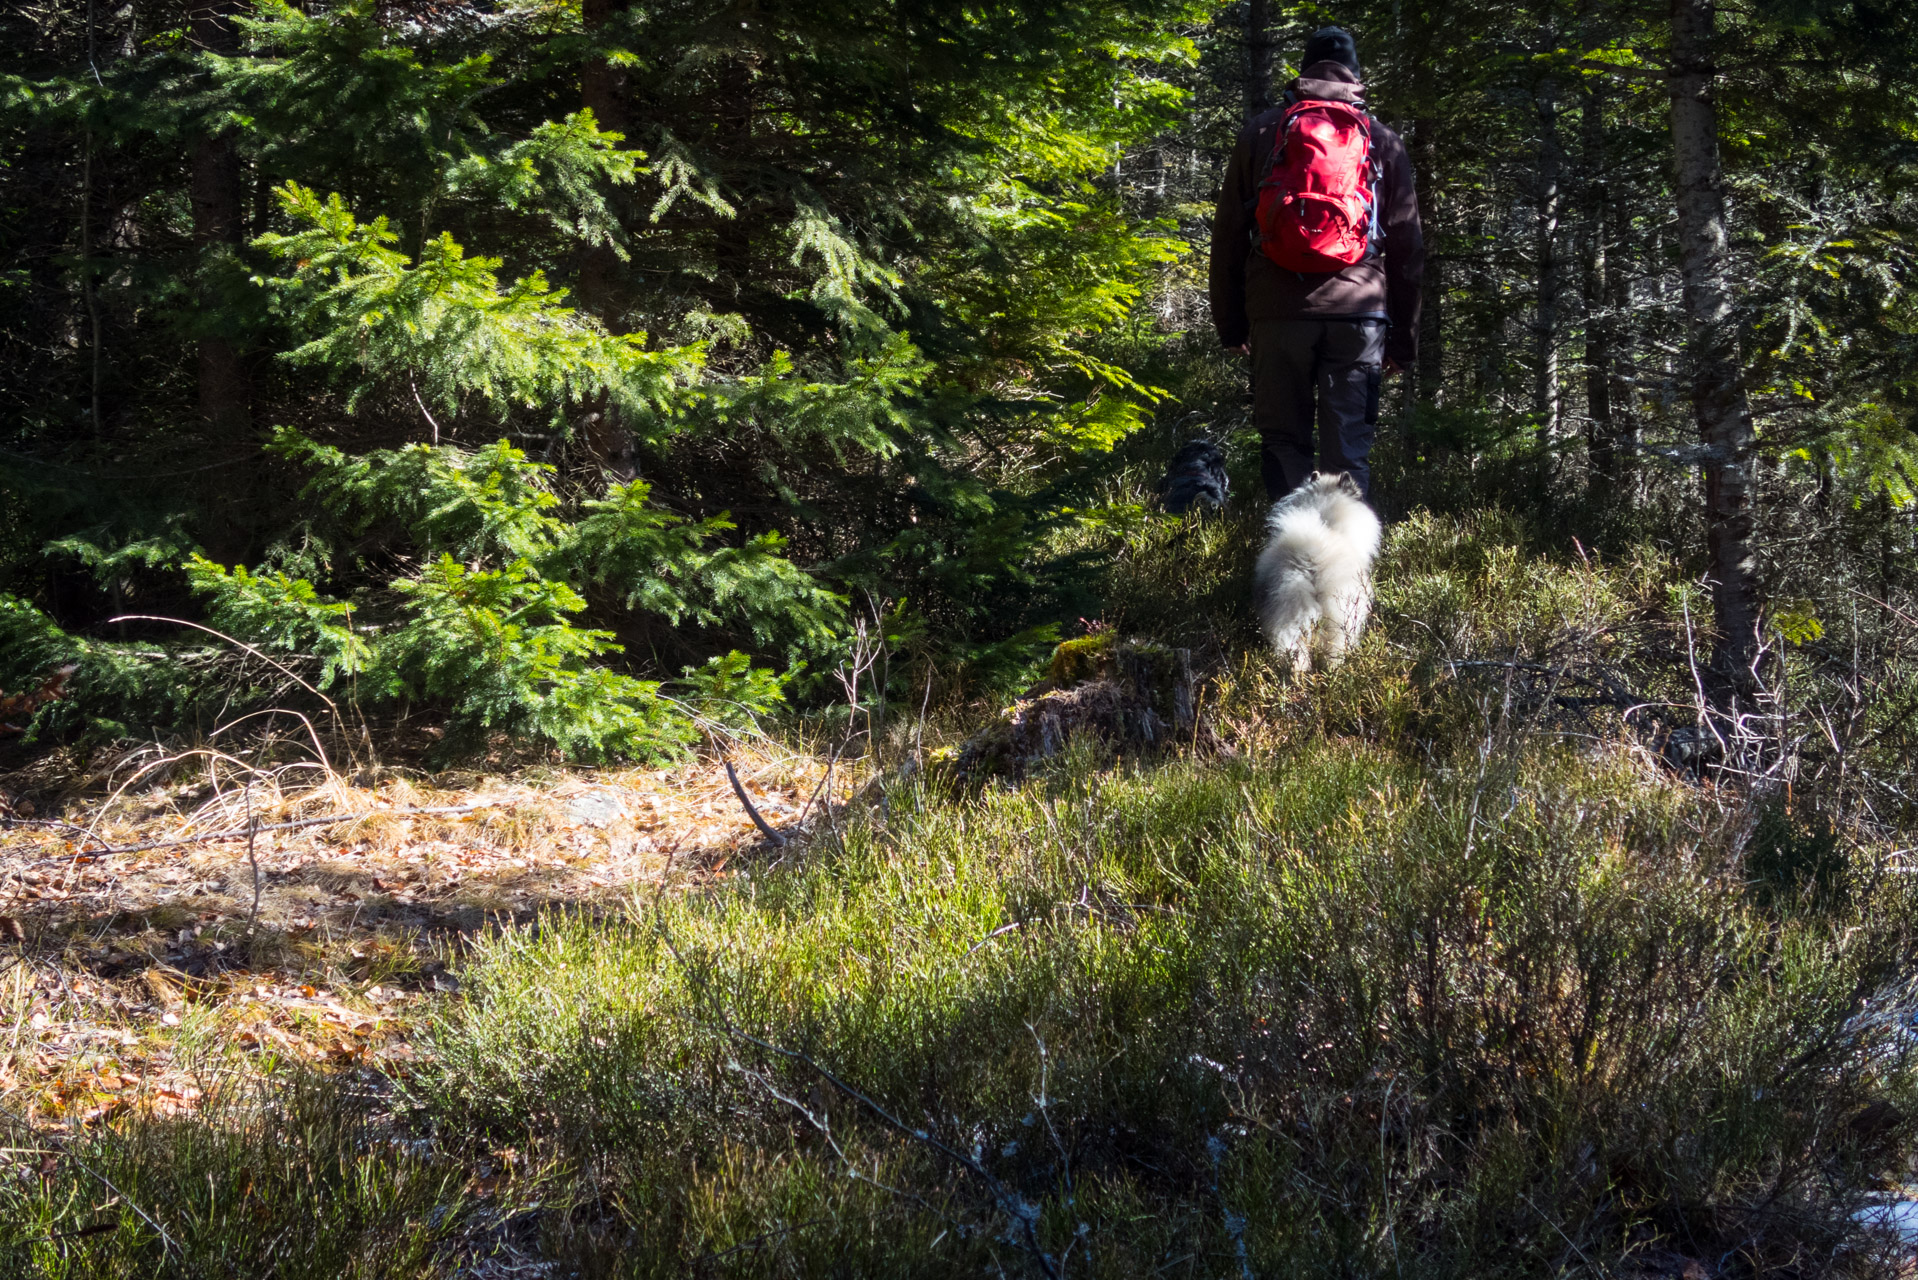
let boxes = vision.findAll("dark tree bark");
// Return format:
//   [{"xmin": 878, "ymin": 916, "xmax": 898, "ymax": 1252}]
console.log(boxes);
[
  {"xmin": 82, "ymin": 0, "xmax": 104, "ymax": 437},
  {"xmin": 578, "ymin": 0, "xmax": 637, "ymax": 481},
  {"xmin": 1580, "ymin": 84, "xmax": 1616, "ymax": 489},
  {"xmin": 1533, "ymin": 77, "xmax": 1562, "ymax": 436},
  {"xmin": 190, "ymin": 3, "xmax": 249, "ymax": 439},
  {"xmin": 578, "ymin": 0, "xmax": 631, "ymax": 325},
  {"xmin": 1606, "ymin": 184, "xmax": 1639, "ymax": 495},
  {"xmin": 1413, "ymin": 116, "xmax": 1444, "ymax": 405},
  {"xmin": 1244, "ymin": 0, "xmax": 1275, "ymax": 118},
  {"xmin": 1670, "ymin": 0, "xmax": 1761, "ymax": 710}
]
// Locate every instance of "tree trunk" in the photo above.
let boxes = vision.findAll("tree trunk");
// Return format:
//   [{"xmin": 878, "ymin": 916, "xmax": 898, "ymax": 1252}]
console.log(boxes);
[
  {"xmin": 1670, "ymin": 0, "xmax": 1761, "ymax": 711},
  {"xmin": 578, "ymin": 0, "xmax": 631, "ymax": 325},
  {"xmin": 81, "ymin": 0, "xmax": 104, "ymax": 437},
  {"xmin": 190, "ymin": 4, "xmax": 248, "ymax": 439},
  {"xmin": 1533, "ymin": 78, "xmax": 1562, "ymax": 436},
  {"xmin": 1608, "ymin": 183, "xmax": 1639, "ymax": 496},
  {"xmin": 1580, "ymin": 85, "xmax": 1615, "ymax": 490},
  {"xmin": 578, "ymin": 0, "xmax": 637, "ymax": 481},
  {"xmin": 1244, "ymin": 0, "xmax": 1275, "ymax": 118},
  {"xmin": 1413, "ymin": 116, "xmax": 1443, "ymax": 405}
]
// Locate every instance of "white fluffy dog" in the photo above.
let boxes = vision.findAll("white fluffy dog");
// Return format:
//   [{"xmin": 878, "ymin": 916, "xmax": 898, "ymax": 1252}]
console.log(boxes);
[{"xmin": 1253, "ymin": 472, "xmax": 1382, "ymax": 672}]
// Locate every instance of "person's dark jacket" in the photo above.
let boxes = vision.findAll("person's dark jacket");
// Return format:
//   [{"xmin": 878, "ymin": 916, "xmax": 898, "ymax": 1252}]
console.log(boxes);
[{"xmin": 1209, "ymin": 61, "xmax": 1425, "ymax": 366}]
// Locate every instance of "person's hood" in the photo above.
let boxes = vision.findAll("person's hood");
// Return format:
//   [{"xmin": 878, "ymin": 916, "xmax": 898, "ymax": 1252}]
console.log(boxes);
[{"xmin": 1293, "ymin": 60, "xmax": 1365, "ymax": 103}]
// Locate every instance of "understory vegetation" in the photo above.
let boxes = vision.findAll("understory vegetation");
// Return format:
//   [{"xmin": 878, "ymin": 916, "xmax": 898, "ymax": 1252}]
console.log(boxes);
[
  {"xmin": 4, "ymin": 508, "xmax": 1916, "ymax": 1277},
  {"xmin": 3, "ymin": 0, "xmax": 1917, "ymax": 1275}
]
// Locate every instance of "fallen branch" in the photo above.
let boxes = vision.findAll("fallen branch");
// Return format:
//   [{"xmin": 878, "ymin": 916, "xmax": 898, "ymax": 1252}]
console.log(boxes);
[
  {"xmin": 698, "ymin": 1217, "xmax": 832, "ymax": 1263},
  {"xmin": 724, "ymin": 760, "xmax": 788, "ymax": 847},
  {"xmin": 726, "ymin": 1024, "xmax": 1058, "ymax": 1278},
  {"xmin": 0, "ymin": 1096, "xmax": 179, "ymax": 1256}
]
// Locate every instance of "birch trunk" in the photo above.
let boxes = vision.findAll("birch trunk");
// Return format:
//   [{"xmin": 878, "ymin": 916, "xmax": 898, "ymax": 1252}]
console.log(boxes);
[
  {"xmin": 1670, "ymin": 0, "xmax": 1761, "ymax": 710},
  {"xmin": 1533, "ymin": 79, "xmax": 1562, "ymax": 436}
]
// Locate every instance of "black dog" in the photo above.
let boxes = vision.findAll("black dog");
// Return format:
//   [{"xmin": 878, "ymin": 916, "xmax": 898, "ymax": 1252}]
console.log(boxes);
[{"xmin": 1156, "ymin": 439, "xmax": 1230, "ymax": 514}]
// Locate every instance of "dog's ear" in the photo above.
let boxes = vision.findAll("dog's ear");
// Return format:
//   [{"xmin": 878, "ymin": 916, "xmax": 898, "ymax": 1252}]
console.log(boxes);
[{"xmin": 1337, "ymin": 473, "xmax": 1362, "ymax": 497}]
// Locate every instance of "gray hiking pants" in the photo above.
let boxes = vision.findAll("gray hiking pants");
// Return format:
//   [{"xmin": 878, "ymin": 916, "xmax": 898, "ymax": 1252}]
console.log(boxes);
[{"xmin": 1250, "ymin": 317, "xmax": 1386, "ymax": 501}]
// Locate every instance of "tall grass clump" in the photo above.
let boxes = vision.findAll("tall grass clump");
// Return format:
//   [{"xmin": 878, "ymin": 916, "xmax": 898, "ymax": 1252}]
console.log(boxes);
[{"xmin": 413, "ymin": 739, "xmax": 1917, "ymax": 1277}]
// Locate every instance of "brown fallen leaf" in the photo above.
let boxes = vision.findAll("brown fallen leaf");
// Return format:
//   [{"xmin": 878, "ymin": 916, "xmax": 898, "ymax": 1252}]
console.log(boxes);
[{"xmin": 77, "ymin": 1097, "xmax": 127, "ymax": 1126}]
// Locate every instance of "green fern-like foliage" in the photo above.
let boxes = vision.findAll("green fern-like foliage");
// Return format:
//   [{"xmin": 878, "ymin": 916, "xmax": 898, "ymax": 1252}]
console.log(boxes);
[
  {"xmin": 679, "ymin": 651, "xmax": 791, "ymax": 729},
  {"xmin": 0, "ymin": 0, "xmax": 1217, "ymax": 753},
  {"xmin": 170, "ymin": 433, "xmax": 835, "ymax": 760},
  {"xmin": 253, "ymin": 183, "xmax": 699, "ymax": 432},
  {"xmin": 567, "ymin": 482, "xmax": 844, "ymax": 652},
  {"xmin": 374, "ymin": 556, "xmax": 688, "ymax": 761},
  {"xmin": 0, "ymin": 596, "xmax": 227, "ymax": 746},
  {"xmin": 186, "ymin": 557, "xmax": 371, "ymax": 689}
]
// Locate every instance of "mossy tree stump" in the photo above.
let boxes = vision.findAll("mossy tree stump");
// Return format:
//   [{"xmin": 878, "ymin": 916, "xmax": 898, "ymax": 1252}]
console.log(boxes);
[{"xmin": 953, "ymin": 635, "xmax": 1202, "ymax": 780}]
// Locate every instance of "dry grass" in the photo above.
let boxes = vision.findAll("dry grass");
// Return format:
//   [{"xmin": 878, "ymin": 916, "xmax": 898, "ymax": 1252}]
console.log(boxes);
[{"xmin": 0, "ymin": 740, "xmax": 839, "ymax": 1130}]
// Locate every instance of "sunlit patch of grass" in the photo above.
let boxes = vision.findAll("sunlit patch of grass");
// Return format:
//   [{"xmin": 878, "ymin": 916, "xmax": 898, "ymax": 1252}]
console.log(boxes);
[{"xmin": 1093, "ymin": 504, "xmax": 1703, "ymax": 767}]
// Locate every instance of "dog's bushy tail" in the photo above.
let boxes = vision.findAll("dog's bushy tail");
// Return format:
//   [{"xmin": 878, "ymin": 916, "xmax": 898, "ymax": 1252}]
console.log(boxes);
[
  {"xmin": 1257, "ymin": 562, "xmax": 1324, "ymax": 671},
  {"xmin": 1254, "ymin": 473, "xmax": 1383, "ymax": 673}
]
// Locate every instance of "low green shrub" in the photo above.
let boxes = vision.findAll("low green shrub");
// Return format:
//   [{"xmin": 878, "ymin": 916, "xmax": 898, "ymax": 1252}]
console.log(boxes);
[
  {"xmin": 2, "ymin": 432, "xmax": 841, "ymax": 760},
  {"xmin": 404, "ymin": 742, "xmax": 1916, "ymax": 1277},
  {"xmin": 5, "ymin": 512, "xmax": 1910, "ymax": 1279},
  {"xmin": 0, "ymin": 1076, "xmax": 477, "ymax": 1279}
]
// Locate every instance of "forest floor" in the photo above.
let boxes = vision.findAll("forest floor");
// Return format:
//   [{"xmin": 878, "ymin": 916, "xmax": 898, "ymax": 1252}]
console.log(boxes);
[
  {"xmin": 0, "ymin": 748, "xmax": 823, "ymax": 1129},
  {"xmin": 1, "ymin": 508, "xmax": 1914, "ymax": 1277}
]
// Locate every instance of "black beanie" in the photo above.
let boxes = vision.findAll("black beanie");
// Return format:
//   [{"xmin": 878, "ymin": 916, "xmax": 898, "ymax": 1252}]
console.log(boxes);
[{"xmin": 1302, "ymin": 26, "xmax": 1361, "ymax": 75}]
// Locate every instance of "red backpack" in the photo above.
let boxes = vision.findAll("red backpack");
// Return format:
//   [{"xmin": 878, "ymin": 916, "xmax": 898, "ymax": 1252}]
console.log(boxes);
[{"xmin": 1253, "ymin": 97, "xmax": 1379, "ymax": 272}]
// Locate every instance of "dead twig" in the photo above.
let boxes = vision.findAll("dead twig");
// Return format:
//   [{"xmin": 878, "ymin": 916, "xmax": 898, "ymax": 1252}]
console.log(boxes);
[
  {"xmin": 103, "ymin": 615, "xmax": 349, "ymax": 767},
  {"xmin": 244, "ymin": 779, "xmax": 263, "ymax": 933},
  {"xmin": 724, "ymin": 760, "xmax": 788, "ymax": 847},
  {"xmin": 0, "ymin": 1096, "xmax": 180, "ymax": 1256},
  {"xmin": 654, "ymin": 923, "xmax": 1059, "ymax": 1279},
  {"xmin": 726, "ymin": 1023, "xmax": 1059, "ymax": 1279},
  {"xmin": 697, "ymin": 1217, "xmax": 831, "ymax": 1263},
  {"xmin": 964, "ymin": 921, "xmax": 1025, "ymax": 958}
]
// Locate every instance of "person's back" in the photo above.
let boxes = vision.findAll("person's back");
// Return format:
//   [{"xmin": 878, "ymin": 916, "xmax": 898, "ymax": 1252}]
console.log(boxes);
[{"xmin": 1209, "ymin": 26, "xmax": 1425, "ymax": 503}]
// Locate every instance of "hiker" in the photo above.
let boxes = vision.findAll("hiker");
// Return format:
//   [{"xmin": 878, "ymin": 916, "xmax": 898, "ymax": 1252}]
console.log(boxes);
[{"xmin": 1209, "ymin": 25, "xmax": 1425, "ymax": 503}]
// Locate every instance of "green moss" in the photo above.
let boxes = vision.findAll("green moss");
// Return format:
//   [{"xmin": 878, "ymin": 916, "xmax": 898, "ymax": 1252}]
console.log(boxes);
[{"xmin": 1045, "ymin": 631, "xmax": 1118, "ymax": 686}]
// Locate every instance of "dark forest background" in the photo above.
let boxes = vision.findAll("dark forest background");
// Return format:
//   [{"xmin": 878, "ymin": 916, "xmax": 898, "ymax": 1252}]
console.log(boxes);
[{"xmin": 2, "ymin": 0, "xmax": 1914, "ymax": 762}]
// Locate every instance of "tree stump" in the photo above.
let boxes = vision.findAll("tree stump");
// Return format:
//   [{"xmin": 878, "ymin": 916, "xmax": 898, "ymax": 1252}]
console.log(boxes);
[{"xmin": 952, "ymin": 636, "xmax": 1203, "ymax": 781}]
